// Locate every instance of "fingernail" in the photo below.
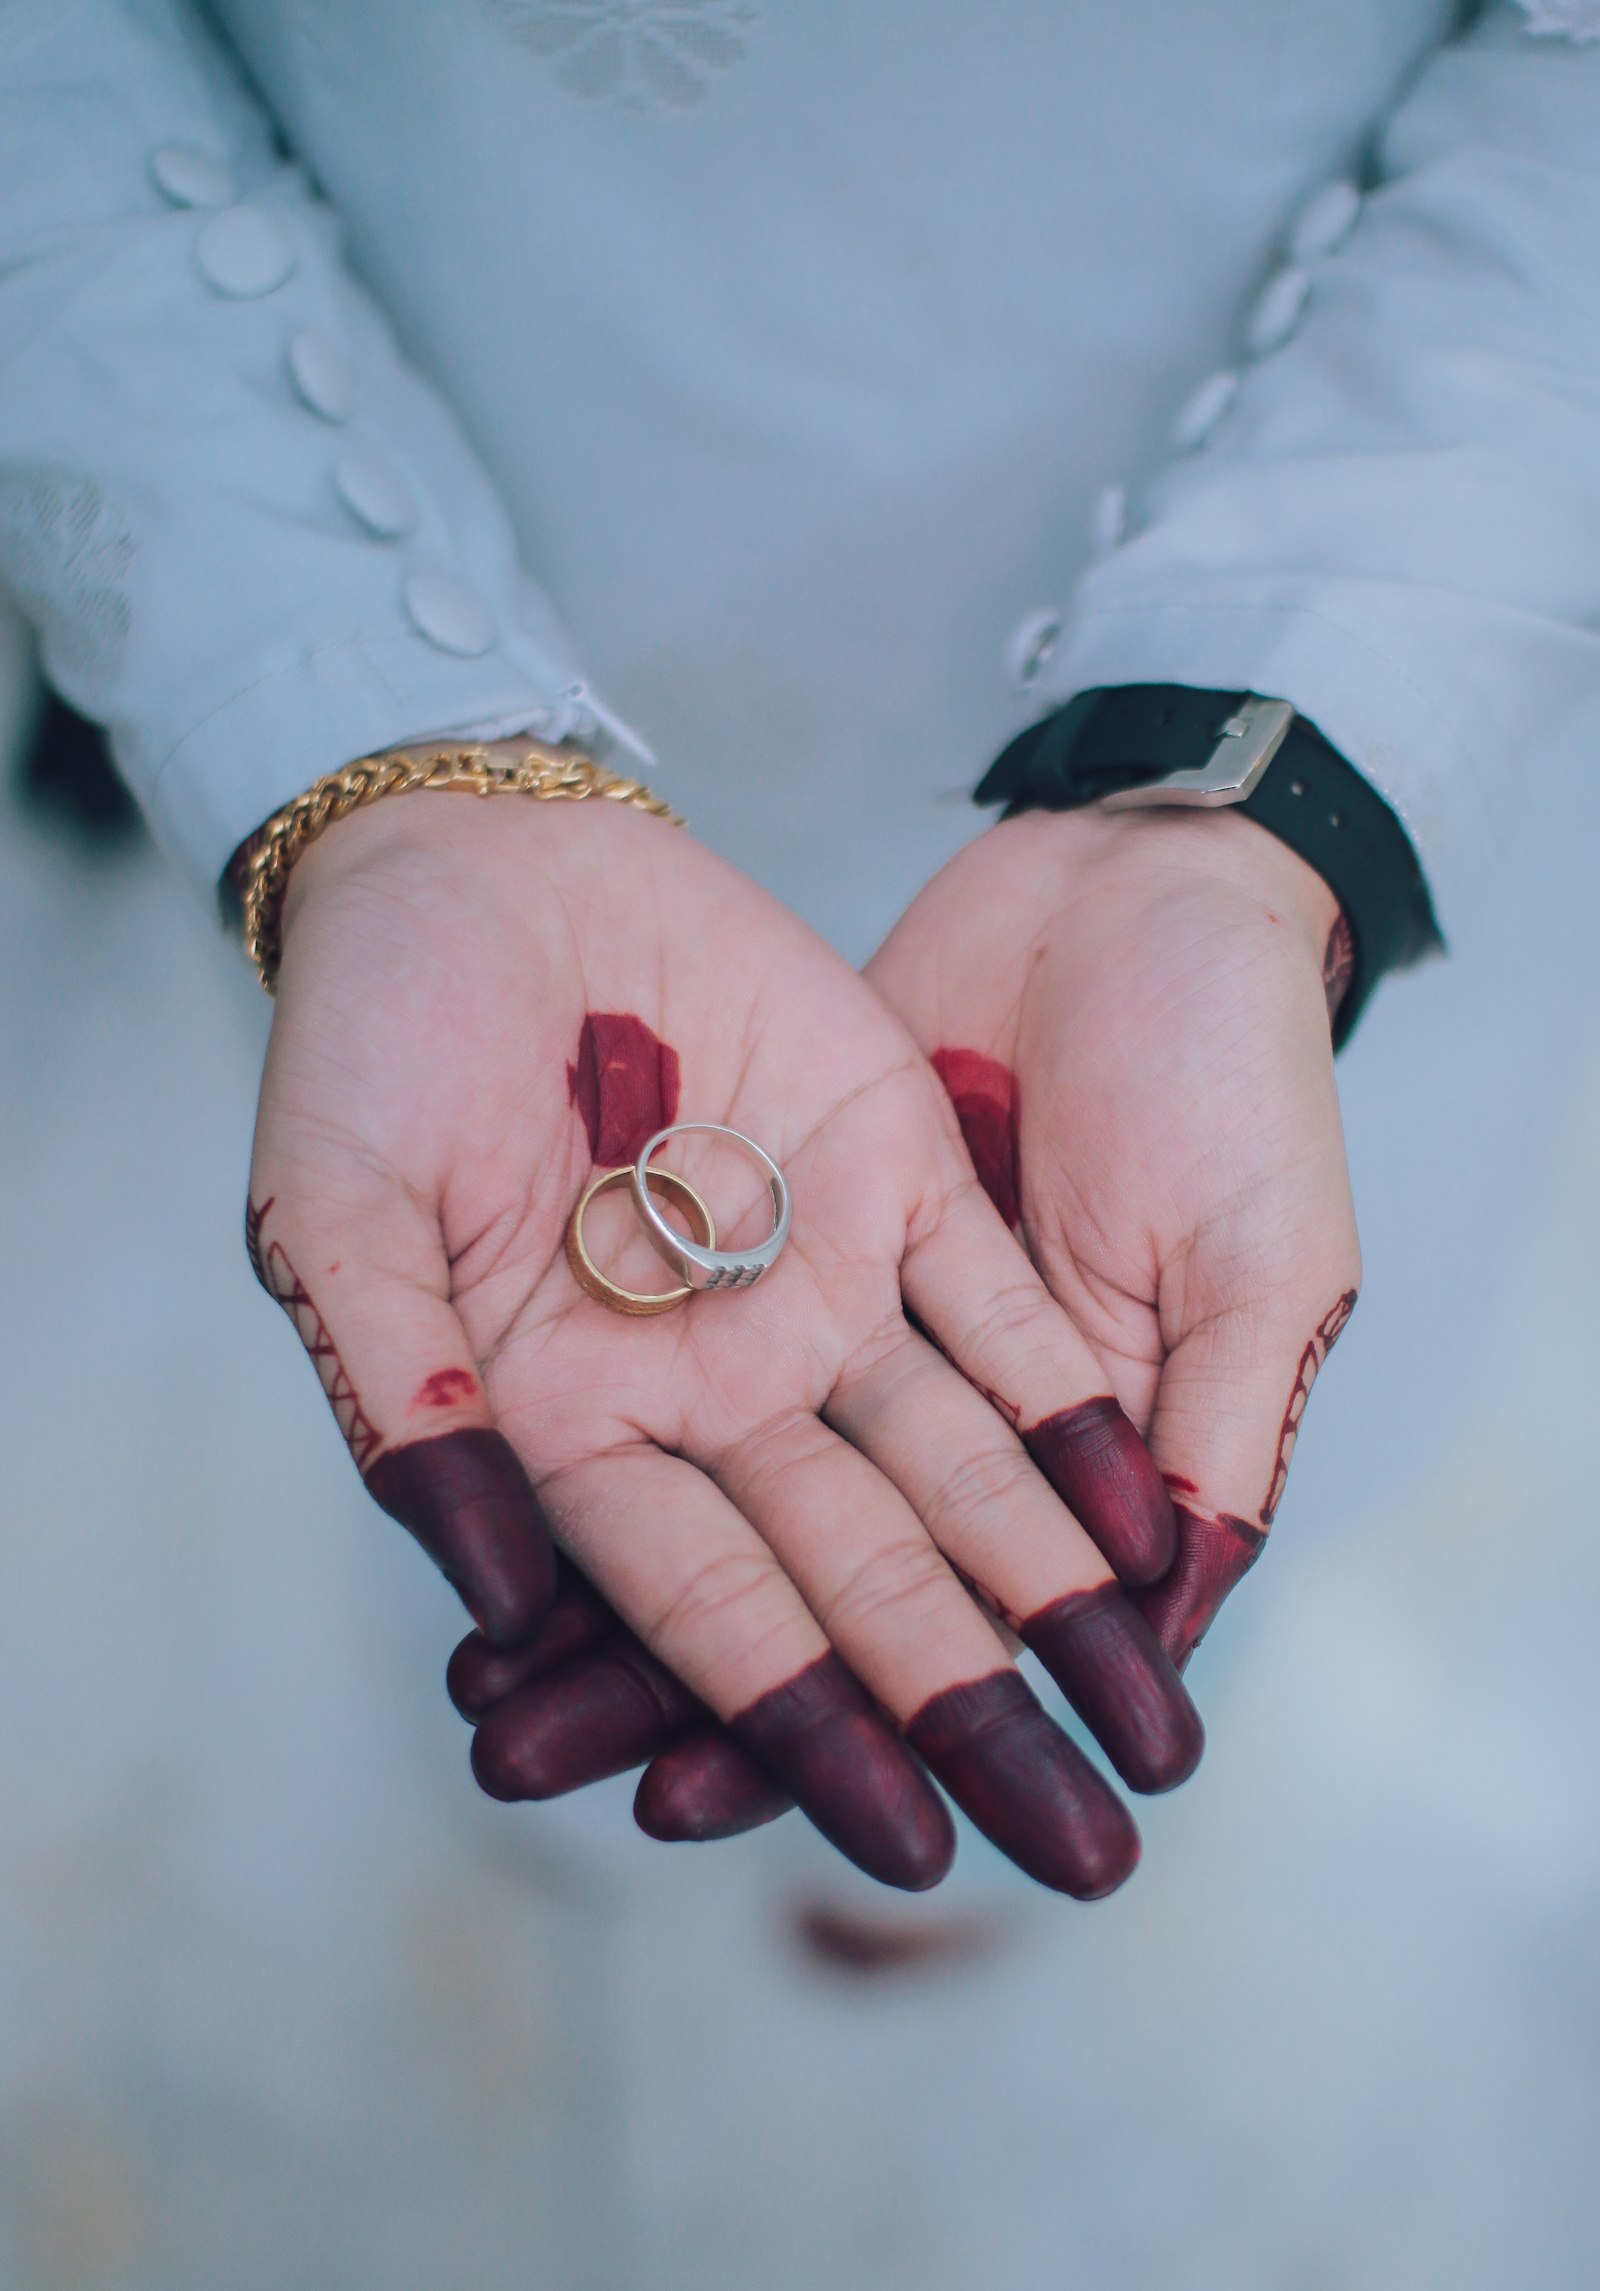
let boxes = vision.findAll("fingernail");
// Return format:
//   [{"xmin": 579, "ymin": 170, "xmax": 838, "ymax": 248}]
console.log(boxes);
[
  {"xmin": 1021, "ymin": 1585, "xmax": 1204, "ymax": 1793},
  {"xmin": 471, "ymin": 1639, "xmax": 699, "ymax": 1802},
  {"xmin": 1135, "ymin": 1506, "xmax": 1265, "ymax": 1671},
  {"xmin": 731, "ymin": 1654, "xmax": 955, "ymax": 1893},
  {"xmin": 634, "ymin": 1729, "xmax": 795, "ymax": 1841},
  {"xmin": 1023, "ymin": 1398, "xmax": 1177, "ymax": 1584},
  {"xmin": 365, "ymin": 1428, "xmax": 557, "ymax": 1645},
  {"xmin": 906, "ymin": 1669, "xmax": 1140, "ymax": 1899},
  {"xmin": 446, "ymin": 1564, "xmax": 617, "ymax": 1720}
]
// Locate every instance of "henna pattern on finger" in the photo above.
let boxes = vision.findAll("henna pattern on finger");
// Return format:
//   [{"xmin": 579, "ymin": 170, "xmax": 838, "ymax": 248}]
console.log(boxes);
[
  {"xmin": 906, "ymin": 1670, "xmax": 1140, "ymax": 1900},
  {"xmin": 1323, "ymin": 912, "xmax": 1355, "ymax": 1025},
  {"xmin": 246, "ymin": 1195, "xmax": 381, "ymax": 1467},
  {"xmin": 930, "ymin": 1048, "xmax": 1021, "ymax": 1228},
  {"xmin": 1023, "ymin": 1397, "xmax": 1178, "ymax": 1584},
  {"xmin": 568, "ymin": 1012, "xmax": 682, "ymax": 1165},
  {"xmin": 1261, "ymin": 1286, "xmax": 1359, "ymax": 1526}
]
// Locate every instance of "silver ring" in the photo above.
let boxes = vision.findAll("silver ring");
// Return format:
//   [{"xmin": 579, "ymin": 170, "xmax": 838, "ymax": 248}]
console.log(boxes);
[{"xmin": 631, "ymin": 1122, "xmax": 792, "ymax": 1293}]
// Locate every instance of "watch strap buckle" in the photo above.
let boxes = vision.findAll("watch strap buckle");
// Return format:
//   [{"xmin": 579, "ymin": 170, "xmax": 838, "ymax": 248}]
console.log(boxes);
[{"xmin": 1099, "ymin": 695, "xmax": 1294, "ymax": 812}]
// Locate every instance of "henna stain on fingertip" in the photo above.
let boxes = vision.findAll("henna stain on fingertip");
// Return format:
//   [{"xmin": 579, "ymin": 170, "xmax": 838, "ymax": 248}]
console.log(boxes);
[
  {"xmin": 930, "ymin": 1047, "xmax": 1021, "ymax": 1228},
  {"xmin": 472, "ymin": 1637, "xmax": 701, "ymax": 1803},
  {"xmin": 1135, "ymin": 1506, "xmax": 1265, "ymax": 1672},
  {"xmin": 412, "ymin": 1366, "xmax": 480, "ymax": 1412},
  {"xmin": 1162, "ymin": 1472, "xmax": 1199, "ymax": 1496},
  {"xmin": 732, "ymin": 1653, "xmax": 955, "ymax": 1893},
  {"xmin": 568, "ymin": 1012, "xmax": 682, "ymax": 1166},
  {"xmin": 366, "ymin": 1427, "xmax": 557, "ymax": 1645},
  {"xmin": 244, "ymin": 1194, "xmax": 274, "ymax": 1289},
  {"xmin": 1022, "ymin": 1397, "xmax": 1177, "ymax": 1584},
  {"xmin": 635, "ymin": 1729, "xmax": 794, "ymax": 1842},
  {"xmin": 906, "ymin": 1669, "xmax": 1140, "ymax": 1900},
  {"xmin": 1021, "ymin": 1584, "xmax": 1204, "ymax": 1794}
]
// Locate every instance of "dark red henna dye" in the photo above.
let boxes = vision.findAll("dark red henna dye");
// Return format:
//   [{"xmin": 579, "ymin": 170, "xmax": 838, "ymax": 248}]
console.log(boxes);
[
  {"xmin": 366, "ymin": 1428, "xmax": 557, "ymax": 1646},
  {"xmin": 249, "ymin": 1198, "xmax": 380, "ymax": 1467},
  {"xmin": 930, "ymin": 1047, "xmax": 1020, "ymax": 1228},
  {"xmin": 1021, "ymin": 1585, "xmax": 1203, "ymax": 1794},
  {"xmin": 906, "ymin": 1670, "xmax": 1139, "ymax": 1900},
  {"xmin": 1135, "ymin": 1506, "xmax": 1265, "ymax": 1673},
  {"xmin": 447, "ymin": 1564, "xmax": 617, "ymax": 1721},
  {"xmin": 567, "ymin": 1012, "xmax": 681, "ymax": 1166},
  {"xmin": 473, "ymin": 1638, "xmax": 700, "ymax": 1801},
  {"xmin": 634, "ymin": 1728, "xmax": 794, "ymax": 1842},
  {"xmin": 1022, "ymin": 1397, "xmax": 1177, "ymax": 1584},
  {"xmin": 731, "ymin": 1654, "xmax": 955, "ymax": 1893},
  {"xmin": 1261, "ymin": 1286, "xmax": 1359, "ymax": 1525},
  {"xmin": 1323, "ymin": 912, "xmax": 1355, "ymax": 1024},
  {"xmin": 413, "ymin": 1366, "xmax": 480, "ymax": 1411}
]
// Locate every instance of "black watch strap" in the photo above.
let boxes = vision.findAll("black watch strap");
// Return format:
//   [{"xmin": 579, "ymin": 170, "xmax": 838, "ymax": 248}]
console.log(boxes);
[{"xmin": 975, "ymin": 684, "xmax": 1441, "ymax": 1048}]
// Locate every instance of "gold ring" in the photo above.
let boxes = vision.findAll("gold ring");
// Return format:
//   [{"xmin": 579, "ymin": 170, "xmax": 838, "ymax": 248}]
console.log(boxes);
[{"xmin": 565, "ymin": 1166, "xmax": 718, "ymax": 1317}]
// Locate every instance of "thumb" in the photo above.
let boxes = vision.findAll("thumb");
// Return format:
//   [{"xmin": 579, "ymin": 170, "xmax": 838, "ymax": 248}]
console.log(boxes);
[
  {"xmin": 245, "ymin": 1186, "xmax": 556, "ymax": 1645},
  {"xmin": 1138, "ymin": 1266, "xmax": 1359, "ymax": 1673}
]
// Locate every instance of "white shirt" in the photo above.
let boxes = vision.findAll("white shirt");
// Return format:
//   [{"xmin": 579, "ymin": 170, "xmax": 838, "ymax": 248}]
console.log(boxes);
[{"xmin": 1, "ymin": 0, "xmax": 1598, "ymax": 959}]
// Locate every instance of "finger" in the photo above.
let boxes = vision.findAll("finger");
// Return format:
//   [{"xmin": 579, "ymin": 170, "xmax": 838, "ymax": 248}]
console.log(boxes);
[
  {"xmin": 829, "ymin": 1329, "xmax": 1202, "ymax": 1792},
  {"xmin": 246, "ymin": 1188, "xmax": 556, "ymax": 1643},
  {"xmin": 446, "ymin": 1560, "xmax": 616, "ymax": 1721},
  {"xmin": 473, "ymin": 1635, "xmax": 702, "ymax": 1800},
  {"xmin": 634, "ymin": 1732, "xmax": 795, "ymax": 1842},
  {"xmin": 899, "ymin": 1184, "xmax": 1175, "ymax": 1583},
  {"xmin": 532, "ymin": 1447, "xmax": 956, "ymax": 1892},
  {"xmin": 711, "ymin": 1410, "xmax": 1141, "ymax": 1895},
  {"xmin": 1139, "ymin": 1282, "xmax": 1360, "ymax": 1670}
]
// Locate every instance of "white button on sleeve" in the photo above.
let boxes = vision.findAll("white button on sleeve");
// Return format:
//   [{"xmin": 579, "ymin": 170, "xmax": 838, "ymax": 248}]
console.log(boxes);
[
  {"xmin": 194, "ymin": 206, "xmax": 296, "ymax": 298},
  {"xmin": 150, "ymin": 144, "xmax": 235, "ymax": 209},
  {"xmin": 287, "ymin": 332, "xmax": 358, "ymax": 423},
  {"xmin": 1005, "ymin": 607, "xmax": 1064, "ymax": 691},
  {"xmin": 1171, "ymin": 368, "xmax": 1240, "ymax": 451},
  {"xmin": 403, "ymin": 572, "xmax": 495, "ymax": 657},
  {"xmin": 1289, "ymin": 179, "xmax": 1360, "ymax": 264},
  {"xmin": 334, "ymin": 453, "xmax": 417, "ymax": 539},
  {"xmin": 1245, "ymin": 264, "xmax": 1312, "ymax": 356}
]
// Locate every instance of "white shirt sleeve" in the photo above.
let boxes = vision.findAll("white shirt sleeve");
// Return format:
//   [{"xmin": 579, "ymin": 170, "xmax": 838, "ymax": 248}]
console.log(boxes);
[
  {"xmin": 0, "ymin": 0, "xmax": 602, "ymax": 894},
  {"xmin": 1034, "ymin": 1, "xmax": 1600, "ymax": 945}
]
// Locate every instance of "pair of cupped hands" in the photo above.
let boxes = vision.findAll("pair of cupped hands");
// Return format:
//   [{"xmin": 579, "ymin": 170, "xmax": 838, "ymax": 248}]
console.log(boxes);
[{"xmin": 247, "ymin": 748, "xmax": 1359, "ymax": 1899}]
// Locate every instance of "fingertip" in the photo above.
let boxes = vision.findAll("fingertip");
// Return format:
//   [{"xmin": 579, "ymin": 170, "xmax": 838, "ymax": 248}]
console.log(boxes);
[
  {"xmin": 366, "ymin": 1427, "xmax": 558, "ymax": 1645},
  {"xmin": 1022, "ymin": 1398, "xmax": 1177, "ymax": 1584},
  {"xmin": 633, "ymin": 1730, "xmax": 795, "ymax": 1842},
  {"xmin": 731, "ymin": 1655, "xmax": 956, "ymax": 1893},
  {"xmin": 470, "ymin": 1642, "xmax": 699, "ymax": 1804},
  {"xmin": 1135, "ymin": 1506, "xmax": 1266, "ymax": 1672},
  {"xmin": 906, "ymin": 1669, "xmax": 1141, "ymax": 1900},
  {"xmin": 1022, "ymin": 1586, "xmax": 1205, "ymax": 1795}
]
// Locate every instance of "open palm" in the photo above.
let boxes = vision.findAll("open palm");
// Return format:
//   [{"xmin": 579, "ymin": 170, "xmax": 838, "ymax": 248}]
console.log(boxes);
[
  {"xmin": 251, "ymin": 788, "xmax": 1199, "ymax": 1896},
  {"xmin": 868, "ymin": 804, "xmax": 1362, "ymax": 1671}
]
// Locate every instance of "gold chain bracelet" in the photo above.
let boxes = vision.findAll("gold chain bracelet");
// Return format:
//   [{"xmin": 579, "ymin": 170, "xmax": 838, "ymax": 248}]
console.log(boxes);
[{"xmin": 240, "ymin": 740, "xmax": 683, "ymax": 993}]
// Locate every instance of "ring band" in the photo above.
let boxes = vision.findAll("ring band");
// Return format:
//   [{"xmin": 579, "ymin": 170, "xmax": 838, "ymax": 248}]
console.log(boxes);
[
  {"xmin": 632, "ymin": 1123, "xmax": 792, "ymax": 1293},
  {"xmin": 566, "ymin": 1166, "xmax": 718, "ymax": 1317}
]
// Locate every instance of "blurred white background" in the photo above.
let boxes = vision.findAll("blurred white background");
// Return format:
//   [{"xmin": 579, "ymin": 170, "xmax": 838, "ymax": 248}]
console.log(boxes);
[{"xmin": 2, "ymin": 602, "xmax": 1598, "ymax": 2291}]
